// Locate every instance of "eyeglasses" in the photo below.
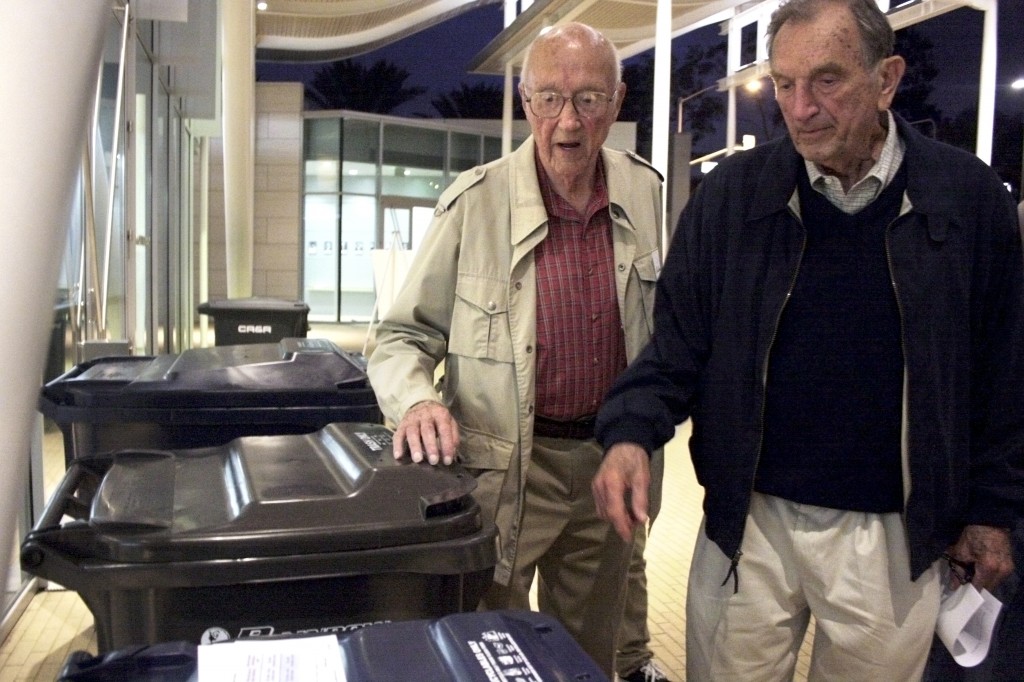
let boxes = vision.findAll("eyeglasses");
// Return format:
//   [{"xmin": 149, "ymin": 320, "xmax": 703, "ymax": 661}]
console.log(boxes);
[
  {"xmin": 523, "ymin": 90, "xmax": 616, "ymax": 119},
  {"xmin": 943, "ymin": 553, "xmax": 975, "ymax": 585}
]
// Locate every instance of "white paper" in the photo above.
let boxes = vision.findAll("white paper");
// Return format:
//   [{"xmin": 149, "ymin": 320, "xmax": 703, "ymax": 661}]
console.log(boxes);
[
  {"xmin": 936, "ymin": 583, "xmax": 1003, "ymax": 667},
  {"xmin": 198, "ymin": 634, "xmax": 346, "ymax": 682}
]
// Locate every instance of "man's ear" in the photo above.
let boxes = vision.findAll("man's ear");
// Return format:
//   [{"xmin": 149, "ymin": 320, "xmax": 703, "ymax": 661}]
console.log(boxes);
[{"xmin": 877, "ymin": 55, "xmax": 906, "ymax": 110}]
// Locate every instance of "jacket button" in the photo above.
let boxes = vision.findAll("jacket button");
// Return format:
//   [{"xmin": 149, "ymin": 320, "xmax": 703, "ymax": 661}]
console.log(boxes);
[
  {"xmin": 487, "ymin": 301, "xmax": 496, "ymax": 311},
  {"xmin": 611, "ymin": 208, "xmax": 620, "ymax": 218},
  {"xmin": 618, "ymin": 263, "xmax": 626, "ymax": 271},
  {"xmin": 526, "ymin": 345, "xmax": 533, "ymax": 353},
  {"xmin": 475, "ymin": 168, "xmax": 484, "ymax": 176},
  {"xmin": 515, "ymin": 281, "xmax": 522, "ymax": 290},
  {"xmin": 434, "ymin": 207, "xmax": 445, "ymax": 216}
]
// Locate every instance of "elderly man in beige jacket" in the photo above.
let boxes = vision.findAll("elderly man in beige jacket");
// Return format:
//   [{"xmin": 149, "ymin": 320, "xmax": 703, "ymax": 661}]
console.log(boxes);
[{"xmin": 367, "ymin": 22, "xmax": 666, "ymax": 680}]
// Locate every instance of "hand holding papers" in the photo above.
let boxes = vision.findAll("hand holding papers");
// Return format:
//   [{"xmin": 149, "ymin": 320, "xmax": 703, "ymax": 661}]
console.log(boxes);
[{"xmin": 936, "ymin": 582, "xmax": 1003, "ymax": 668}]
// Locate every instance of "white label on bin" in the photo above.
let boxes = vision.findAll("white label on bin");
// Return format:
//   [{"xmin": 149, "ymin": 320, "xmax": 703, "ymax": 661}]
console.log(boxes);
[
  {"xmin": 468, "ymin": 631, "xmax": 542, "ymax": 681},
  {"xmin": 353, "ymin": 430, "xmax": 390, "ymax": 452},
  {"xmin": 237, "ymin": 324, "xmax": 274, "ymax": 334},
  {"xmin": 233, "ymin": 621, "xmax": 390, "ymax": 640}
]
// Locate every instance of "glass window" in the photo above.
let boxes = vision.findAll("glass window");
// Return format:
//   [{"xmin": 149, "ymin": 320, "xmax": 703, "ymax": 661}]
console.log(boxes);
[
  {"xmin": 450, "ymin": 132, "xmax": 480, "ymax": 173},
  {"xmin": 342, "ymin": 119, "xmax": 379, "ymax": 194},
  {"xmin": 483, "ymin": 136, "xmax": 504, "ymax": 163},
  {"xmin": 303, "ymin": 194, "xmax": 340, "ymax": 321},
  {"xmin": 305, "ymin": 119, "xmax": 339, "ymax": 193},
  {"xmin": 381, "ymin": 125, "xmax": 444, "ymax": 200},
  {"xmin": 339, "ymin": 195, "xmax": 377, "ymax": 320}
]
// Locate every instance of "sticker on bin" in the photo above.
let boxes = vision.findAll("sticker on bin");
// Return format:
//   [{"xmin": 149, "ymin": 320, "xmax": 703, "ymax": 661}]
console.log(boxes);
[
  {"xmin": 469, "ymin": 630, "xmax": 544, "ymax": 681},
  {"xmin": 353, "ymin": 428, "xmax": 392, "ymax": 452},
  {"xmin": 198, "ymin": 633, "xmax": 344, "ymax": 681},
  {"xmin": 237, "ymin": 621, "xmax": 390, "ymax": 639}
]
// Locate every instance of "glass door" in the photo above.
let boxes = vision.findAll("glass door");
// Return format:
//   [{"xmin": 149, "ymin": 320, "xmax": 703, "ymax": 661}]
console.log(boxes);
[{"xmin": 372, "ymin": 198, "xmax": 433, "ymax": 321}]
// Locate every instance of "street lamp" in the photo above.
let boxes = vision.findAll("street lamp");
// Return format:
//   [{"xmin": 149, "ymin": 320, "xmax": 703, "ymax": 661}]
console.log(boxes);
[{"xmin": 677, "ymin": 79, "xmax": 771, "ymax": 137}]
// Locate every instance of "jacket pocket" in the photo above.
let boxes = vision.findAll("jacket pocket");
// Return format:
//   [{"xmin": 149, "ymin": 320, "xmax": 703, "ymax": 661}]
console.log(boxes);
[
  {"xmin": 633, "ymin": 250, "xmax": 660, "ymax": 332},
  {"xmin": 458, "ymin": 425, "xmax": 515, "ymax": 470},
  {"xmin": 449, "ymin": 274, "xmax": 514, "ymax": 362}
]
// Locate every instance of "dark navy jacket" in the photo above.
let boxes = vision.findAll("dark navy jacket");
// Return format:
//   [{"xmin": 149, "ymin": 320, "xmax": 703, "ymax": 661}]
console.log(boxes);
[{"xmin": 597, "ymin": 115, "xmax": 1024, "ymax": 579}]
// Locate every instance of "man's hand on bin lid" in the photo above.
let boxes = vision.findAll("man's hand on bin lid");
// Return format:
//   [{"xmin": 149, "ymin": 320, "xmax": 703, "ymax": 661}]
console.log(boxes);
[{"xmin": 393, "ymin": 400, "xmax": 460, "ymax": 466}]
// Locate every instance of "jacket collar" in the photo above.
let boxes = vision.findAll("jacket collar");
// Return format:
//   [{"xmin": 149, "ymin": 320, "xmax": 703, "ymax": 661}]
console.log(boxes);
[
  {"xmin": 746, "ymin": 112, "xmax": 959, "ymax": 223},
  {"xmin": 509, "ymin": 136, "xmax": 637, "ymax": 245}
]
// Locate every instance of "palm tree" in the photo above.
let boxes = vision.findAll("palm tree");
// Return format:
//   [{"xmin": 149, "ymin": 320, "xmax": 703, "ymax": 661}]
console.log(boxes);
[
  {"xmin": 432, "ymin": 82, "xmax": 523, "ymax": 119},
  {"xmin": 305, "ymin": 59, "xmax": 426, "ymax": 113}
]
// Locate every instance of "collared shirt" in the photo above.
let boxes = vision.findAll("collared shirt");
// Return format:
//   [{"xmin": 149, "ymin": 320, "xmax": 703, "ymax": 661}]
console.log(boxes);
[
  {"xmin": 806, "ymin": 110, "xmax": 905, "ymax": 214},
  {"xmin": 533, "ymin": 153, "xmax": 627, "ymax": 420}
]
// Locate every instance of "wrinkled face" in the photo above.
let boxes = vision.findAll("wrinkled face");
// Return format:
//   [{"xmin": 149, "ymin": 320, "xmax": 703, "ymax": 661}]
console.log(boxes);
[
  {"xmin": 770, "ymin": 8, "xmax": 901, "ymax": 174},
  {"xmin": 519, "ymin": 35, "xmax": 623, "ymax": 187}
]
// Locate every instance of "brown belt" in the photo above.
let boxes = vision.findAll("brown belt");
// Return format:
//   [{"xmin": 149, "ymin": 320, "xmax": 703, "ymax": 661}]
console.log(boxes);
[{"xmin": 533, "ymin": 414, "xmax": 597, "ymax": 440}]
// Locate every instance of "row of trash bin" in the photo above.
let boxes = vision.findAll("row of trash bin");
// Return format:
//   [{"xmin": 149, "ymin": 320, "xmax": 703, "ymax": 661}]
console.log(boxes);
[{"xmin": 23, "ymin": 299, "xmax": 607, "ymax": 680}]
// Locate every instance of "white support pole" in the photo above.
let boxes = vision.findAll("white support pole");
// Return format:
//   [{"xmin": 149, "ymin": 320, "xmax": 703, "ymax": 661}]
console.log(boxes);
[
  {"xmin": 652, "ymin": 0, "xmax": 672, "ymax": 251},
  {"xmin": 975, "ymin": 1, "xmax": 996, "ymax": 164},
  {"xmin": 0, "ymin": 0, "xmax": 108, "ymax": 597},
  {"xmin": 503, "ymin": 62, "xmax": 514, "ymax": 156},
  {"xmin": 726, "ymin": 14, "xmax": 741, "ymax": 155},
  {"xmin": 221, "ymin": 0, "xmax": 255, "ymax": 298},
  {"xmin": 199, "ymin": 137, "xmax": 211, "ymax": 346}
]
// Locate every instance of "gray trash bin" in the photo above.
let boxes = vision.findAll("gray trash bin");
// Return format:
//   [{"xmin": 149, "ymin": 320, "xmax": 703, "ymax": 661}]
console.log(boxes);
[
  {"xmin": 22, "ymin": 422, "xmax": 498, "ymax": 654},
  {"xmin": 198, "ymin": 297, "xmax": 309, "ymax": 345},
  {"xmin": 39, "ymin": 338, "xmax": 380, "ymax": 467},
  {"xmin": 54, "ymin": 610, "xmax": 609, "ymax": 681}
]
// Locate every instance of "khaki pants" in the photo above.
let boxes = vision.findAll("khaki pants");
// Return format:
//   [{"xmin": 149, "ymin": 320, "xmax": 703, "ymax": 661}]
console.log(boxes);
[
  {"xmin": 476, "ymin": 437, "xmax": 635, "ymax": 678},
  {"xmin": 687, "ymin": 492, "xmax": 942, "ymax": 682},
  {"xmin": 616, "ymin": 525, "xmax": 654, "ymax": 676}
]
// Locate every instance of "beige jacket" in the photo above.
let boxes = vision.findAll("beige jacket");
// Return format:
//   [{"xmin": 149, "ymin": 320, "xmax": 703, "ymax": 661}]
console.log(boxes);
[{"xmin": 367, "ymin": 136, "xmax": 663, "ymax": 584}]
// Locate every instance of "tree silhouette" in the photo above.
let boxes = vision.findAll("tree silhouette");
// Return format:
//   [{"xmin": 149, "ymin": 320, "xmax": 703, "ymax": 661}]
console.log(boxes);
[
  {"xmin": 941, "ymin": 107, "xmax": 1023, "ymax": 194},
  {"xmin": 620, "ymin": 42, "xmax": 727, "ymax": 159},
  {"xmin": 892, "ymin": 26, "xmax": 943, "ymax": 135},
  {"xmin": 432, "ymin": 82, "xmax": 524, "ymax": 118},
  {"xmin": 305, "ymin": 59, "xmax": 426, "ymax": 113}
]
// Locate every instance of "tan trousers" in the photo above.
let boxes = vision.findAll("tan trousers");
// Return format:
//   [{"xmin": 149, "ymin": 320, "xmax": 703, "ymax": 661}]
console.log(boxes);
[
  {"xmin": 616, "ymin": 524, "xmax": 653, "ymax": 676},
  {"xmin": 476, "ymin": 436, "xmax": 635, "ymax": 678},
  {"xmin": 687, "ymin": 492, "xmax": 942, "ymax": 682}
]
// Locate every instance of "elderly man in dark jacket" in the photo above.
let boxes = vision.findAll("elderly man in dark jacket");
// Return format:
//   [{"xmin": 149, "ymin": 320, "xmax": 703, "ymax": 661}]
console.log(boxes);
[{"xmin": 592, "ymin": 0, "xmax": 1023, "ymax": 680}]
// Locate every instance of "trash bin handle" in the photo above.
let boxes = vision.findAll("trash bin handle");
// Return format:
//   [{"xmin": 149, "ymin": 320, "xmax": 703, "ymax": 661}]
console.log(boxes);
[{"xmin": 33, "ymin": 463, "xmax": 93, "ymax": 532}]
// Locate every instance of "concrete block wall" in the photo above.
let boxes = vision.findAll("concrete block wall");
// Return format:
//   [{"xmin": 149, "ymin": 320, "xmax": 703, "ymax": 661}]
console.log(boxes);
[{"xmin": 201, "ymin": 81, "xmax": 304, "ymax": 303}]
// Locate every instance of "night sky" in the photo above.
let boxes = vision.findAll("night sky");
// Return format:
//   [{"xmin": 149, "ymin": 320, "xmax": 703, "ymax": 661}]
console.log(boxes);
[
  {"xmin": 256, "ymin": 2, "xmax": 1024, "ymax": 121},
  {"xmin": 256, "ymin": 2, "xmax": 1024, "ymax": 192}
]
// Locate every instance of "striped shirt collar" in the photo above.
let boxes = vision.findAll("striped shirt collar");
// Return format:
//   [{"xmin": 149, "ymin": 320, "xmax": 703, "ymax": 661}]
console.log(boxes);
[{"xmin": 805, "ymin": 110, "xmax": 905, "ymax": 214}]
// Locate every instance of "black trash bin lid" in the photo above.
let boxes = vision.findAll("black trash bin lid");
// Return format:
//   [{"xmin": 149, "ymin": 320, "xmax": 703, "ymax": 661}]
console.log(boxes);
[
  {"xmin": 56, "ymin": 422, "xmax": 481, "ymax": 563},
  {"xmin": 197, "ymin": 297, "xmax": 310, "ymax": 315},
  {"xmin": 41, "ymin": 338, "xmax": 370, "ymax": 409}
]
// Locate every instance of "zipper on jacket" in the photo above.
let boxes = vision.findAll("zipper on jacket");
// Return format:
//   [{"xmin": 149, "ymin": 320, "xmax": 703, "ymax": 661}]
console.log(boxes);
[
  {"xmin": 721, "ymin": 550, "xmax": 743, "ymax": 594},
  {"xmin": 733, "ymin": 210, "xmax": 807, "ymax": 594},
  {"xmin": 884, "ymin": 214, "xmax": 912, "ymax": 536}
]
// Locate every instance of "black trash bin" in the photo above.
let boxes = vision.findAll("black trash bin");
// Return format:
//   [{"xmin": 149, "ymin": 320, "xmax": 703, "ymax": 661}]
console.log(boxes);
[
  {"xmin": 54, "ymin": 610, "xmax": 608, "ymax": 682},
  {"xmin": 23, "ymin": 422, "xmax": 498, "ymax": 654},
  {"xmin": 198, "ymin": 297, "xmax": 310, "ymax": 346},
  {"xmin": 39, "ymin": 338, "xmax": 381, "ymax": 467}
]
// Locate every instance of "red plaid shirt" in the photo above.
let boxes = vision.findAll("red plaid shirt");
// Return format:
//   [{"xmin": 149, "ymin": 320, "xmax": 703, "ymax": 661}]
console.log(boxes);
[{"xmin": 533, "ymin": 153, "xmax": 628, "ymax": 420}]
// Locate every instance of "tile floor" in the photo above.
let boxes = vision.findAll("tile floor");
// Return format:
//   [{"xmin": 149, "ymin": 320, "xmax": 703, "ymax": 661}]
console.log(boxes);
[{"xmin": 0, "ymin": 325, "xmax": 815, "ymax": 681}]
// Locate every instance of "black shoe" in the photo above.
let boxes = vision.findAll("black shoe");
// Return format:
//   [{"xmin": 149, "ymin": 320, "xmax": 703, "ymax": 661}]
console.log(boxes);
[{"xmin": 619, "ymin": 659, "xmax": 671, "ymax": 682}]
